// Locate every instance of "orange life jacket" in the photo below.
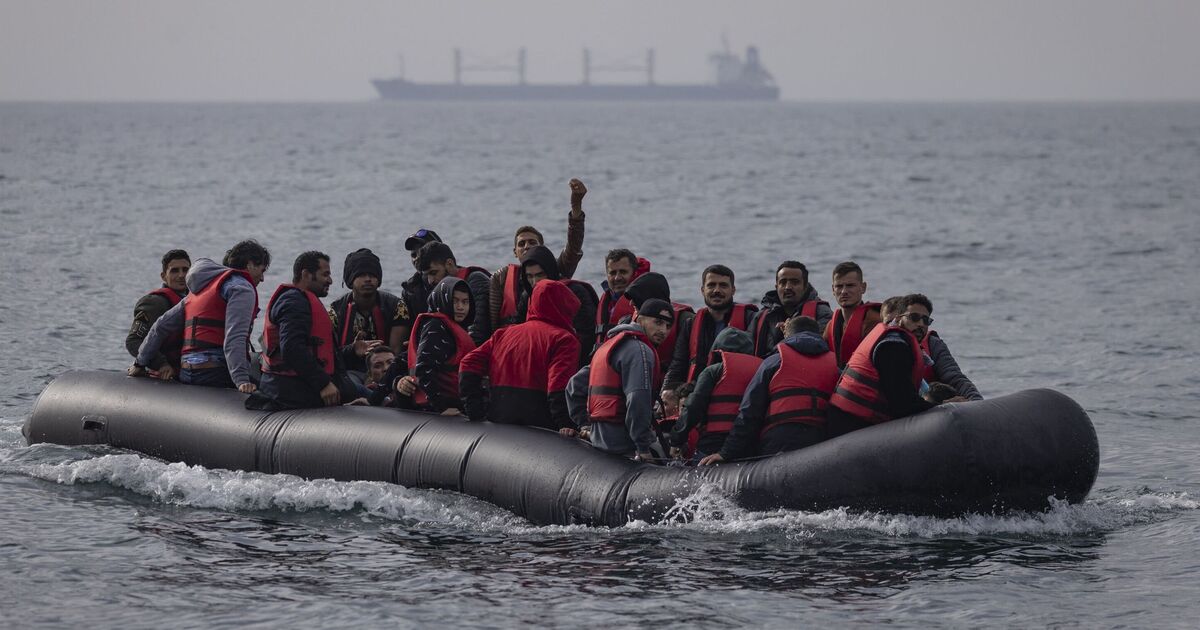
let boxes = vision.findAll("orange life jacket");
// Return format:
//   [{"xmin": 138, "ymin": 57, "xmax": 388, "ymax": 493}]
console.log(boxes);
[
  {"xmin": 407, "ymin": 312, "xmax": 476, "ymax": 406},
  {"xmin": 763, "ymin": 343, "xmax": 839, "ymax": 436},
  {"xmin": 825, "ymin": 301, "xmax": 882, "ymax": 368},
  {"xmin": 919, "ymin": 330, "xmax": 938, "ymax": 381},
  {"xmin": 261, "ymin": 284, "xmax": 335, "ymax": 377},
  {"xmin": 147, "ymin": 286, "xmax": 184, "ymax": 370},
  {"xmin": 686, "ymin": 304, "xmax": 755, "ymax": 382},
  {"xmin": 702, "ymin": 351, "xmax": 762, "ymax": 435},
  {"xmin": 587, "ymin": 329, "xmax": 659, "ymax": 424},
  {"xmin": 830, "ymin": 324, "xmax": 924, "ymax": 423},
  {"xmin": 181, "ymin": 269, "xmax": 257, "ymax": 356}
]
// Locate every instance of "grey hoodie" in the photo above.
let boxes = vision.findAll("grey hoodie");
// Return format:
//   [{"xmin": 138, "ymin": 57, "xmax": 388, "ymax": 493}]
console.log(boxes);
[
  {"xmin": 566, "ymin": 322, "xmax": 657, "ymax": 455},
  {"xmin": 137, "ymin": 257, "xmax": 258, "ymax": 386}
]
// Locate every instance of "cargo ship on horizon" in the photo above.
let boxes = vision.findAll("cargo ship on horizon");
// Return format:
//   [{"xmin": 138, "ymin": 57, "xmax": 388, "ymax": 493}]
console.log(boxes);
[{"xmin": 371, "ymin": 44, "xmax": 779, "ymax": 101}]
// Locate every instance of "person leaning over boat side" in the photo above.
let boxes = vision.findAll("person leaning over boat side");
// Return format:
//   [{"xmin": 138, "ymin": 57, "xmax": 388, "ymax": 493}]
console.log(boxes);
[
  {"xmin": 125, "ymin": 249, "xmax": 190, "ymax": 380},
  {"xmin": 700, "ymin": 316, "xmax": 839, "ymax": 465},
  {"xmin": 416, "ymin": 241, "xmax": 493, "ymax": 345},
  {"xmin": 826, "ymin": 294, "xmax": 966, "ymax": 438},
  {"xmin": 750, "ymin": 261, "xmax": 832, "ymax": 358},
  {"xmin": 567, "ymin": 299, "xmax": 674, "ymax": 461},
  {"xmin": 499, "ymin": 245, "xmax": 598, "ymax": 364},
  {"xmin": 920, "ymin": 324, "xmax": 983, "ymax": 401},
  {"xmin": 661, "ymin": 264, "xmax": 758, "ymax": 394},
  {"xmin": 395, "ymin": 228, "xmax": 442, "ymax": 356},
  {"xmin": 491, "ymin": 178, "xmax": 588, "ymax": 331},
  {"xmin": 130, "ymin": 240, "xmax": 269, "ymax": 392},
  {"xmin": 459, "ymin": 279, "xmax": 581, "ymax": 429},
  {"xmin": 595, "ymin": 248, "xmax": 652, "ymax": 343},
  {"xmin": 824, "ymin": 261, "xmax": 883, "ymax": 368},
  {"xmin": 404, "ymin": 276, "xmax": 476, "ymax": 414},
  {"xmin": 247, "ymin": 251, "xmax": 357, "ymax": 410},
  {"xmin": 668, "ymin": 327, "xmax": 759, "ymax": 462},
  {"xmin": 327, "ymin": 248, "xmax": 403, "ymax": 378}
]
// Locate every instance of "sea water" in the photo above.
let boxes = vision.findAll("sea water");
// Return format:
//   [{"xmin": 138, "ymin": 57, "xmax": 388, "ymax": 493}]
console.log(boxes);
[{"xmin": 1, "ymin": 102, "xmax": 1198, "ymax": 627}]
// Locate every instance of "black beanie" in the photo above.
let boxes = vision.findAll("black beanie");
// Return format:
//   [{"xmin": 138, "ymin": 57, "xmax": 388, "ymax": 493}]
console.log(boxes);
[
  {"xmin": 638, "ymin": 298, "xmax": 675, "ymax": 324},
  {"xmin": 343, "ymin": 248, "xmax": 383, "ymax": 287}
]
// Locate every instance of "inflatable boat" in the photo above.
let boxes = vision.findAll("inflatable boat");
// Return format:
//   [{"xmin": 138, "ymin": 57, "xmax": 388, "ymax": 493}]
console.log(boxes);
[{"xmin": 23, "ymin": 371, "xmax": 1099, "ymax": 526}]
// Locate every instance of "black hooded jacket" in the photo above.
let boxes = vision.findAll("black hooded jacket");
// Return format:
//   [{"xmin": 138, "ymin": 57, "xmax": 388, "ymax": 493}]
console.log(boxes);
[
  {"xmin": 411, "ymin": 277, "xmax": 474, "ymax": 411},
  {"xmin": 749, "ymin": 285, "xmax": 832, "ymax": 357}
]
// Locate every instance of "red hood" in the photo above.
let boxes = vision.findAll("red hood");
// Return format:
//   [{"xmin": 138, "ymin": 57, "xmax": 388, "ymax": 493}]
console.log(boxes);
[
  {"xmin": 633, "ymin": 257, "xmax": 652, "ymax": 282},
  {"xmin": 528, "ymin": 280, "xmax": 580, "ymax": 330}
]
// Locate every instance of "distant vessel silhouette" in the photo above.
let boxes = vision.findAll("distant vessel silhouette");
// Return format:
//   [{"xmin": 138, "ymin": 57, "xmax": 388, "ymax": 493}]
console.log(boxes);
[{"xmin": 371, "ymin": 44, "xmax": 779, "ymax": 101}]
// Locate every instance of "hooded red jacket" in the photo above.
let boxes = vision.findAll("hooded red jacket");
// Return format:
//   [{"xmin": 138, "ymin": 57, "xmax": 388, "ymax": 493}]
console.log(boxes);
[{"xmin": 460, "ymin": 280, "xmax": 582, "ymax": 429}]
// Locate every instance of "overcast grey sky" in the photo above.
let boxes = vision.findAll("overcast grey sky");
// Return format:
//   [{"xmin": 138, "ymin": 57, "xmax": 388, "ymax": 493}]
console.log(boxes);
[{"xmin": 2, "ymin": 0, "xmax": 1198, "ymax": 101}]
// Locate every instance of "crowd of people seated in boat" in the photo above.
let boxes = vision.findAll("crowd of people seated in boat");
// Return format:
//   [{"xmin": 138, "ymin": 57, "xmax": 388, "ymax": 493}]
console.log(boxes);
[{"xmin": 127, "ymin": 178, "xmax": 981, "ymax": 464}]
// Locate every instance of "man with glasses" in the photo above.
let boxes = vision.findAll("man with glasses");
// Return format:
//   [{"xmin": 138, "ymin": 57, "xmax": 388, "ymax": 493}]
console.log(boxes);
[{"xmin": 827, "ymin": 293, "xmax": 954, "ymax": 438}]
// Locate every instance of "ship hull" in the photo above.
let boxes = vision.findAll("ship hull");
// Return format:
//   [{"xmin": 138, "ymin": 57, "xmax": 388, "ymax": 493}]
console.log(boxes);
[{"xmin": 371, "ymin": 79, "xmax": 779, "ymax": 101}]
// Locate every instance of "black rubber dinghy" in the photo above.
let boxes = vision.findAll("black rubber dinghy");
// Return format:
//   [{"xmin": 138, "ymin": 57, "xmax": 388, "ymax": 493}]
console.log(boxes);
[{"xmin": 24, "ymin": 371, "xmax": 1099, "ymax": 526}]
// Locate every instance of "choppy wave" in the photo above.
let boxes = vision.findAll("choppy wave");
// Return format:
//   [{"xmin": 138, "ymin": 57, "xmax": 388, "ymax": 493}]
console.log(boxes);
[{"xmin": 10, "ymin": 447, "xmax": 1197, "ymax": 539}]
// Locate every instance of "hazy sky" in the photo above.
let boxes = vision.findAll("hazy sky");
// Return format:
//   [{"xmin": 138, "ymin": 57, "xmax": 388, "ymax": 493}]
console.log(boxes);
[{"xmin": 2, "ymin": 0, "xmax": 1198, "ymax": 101}]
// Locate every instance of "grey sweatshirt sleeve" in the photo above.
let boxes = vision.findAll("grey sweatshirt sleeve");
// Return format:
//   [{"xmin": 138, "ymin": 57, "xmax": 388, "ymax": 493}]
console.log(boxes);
[
  {"xmin": 928, "ymin": 334, "xmax": 983, "ymax": 400},
  {"xmin": 566, "ymin": 365, "xmax": 592, "ymax": 427},
  {"xmin": 135, "ymin": 298, "xmax": 186, "ymax": 367},
  {"xmin": 815, "ymin": 302, "xmax": 833, "ymax": 336},
  {"xmin": 220, "ymin": 277, "xmax": 258, "ymax": 387},
  {"xmin": 614, "ymin": 339, "xmax": 656, "ymax": 453}
]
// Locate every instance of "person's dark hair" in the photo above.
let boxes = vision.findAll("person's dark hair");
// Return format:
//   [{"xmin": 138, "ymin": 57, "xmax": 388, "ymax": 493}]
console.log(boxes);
[
  {"xmin": 605, "ymin": 248, "xmax": 638, "ymax": 270},
  {"xmin": 416, "ymin": 242, "xmax": 456, "ymax": 271},
  {"xmin": 161, "ymin": 249, "xmax": 190, "ymax": 272},
  {"xmin": 926, "ymin": 382, "xmax": 957, "ymax": 404},
  {"xmin": 902, "ymin": 293, "xmax": 934, "ymax": 314},
  {"xmin": 513, "ymin": 226, "xmax": 545, "ymax": 246},
  {"xmin": 292, "ymin": 251, "xmax": 329, "ymax": 283},
  {"xmin": 674, "ymin": 381, "xmax": 695, "ymax": 402},
  {"xmin": 832, "ymin": 261, "xmax": 863, "ymax": 281},
  {"xmin": 367, "ymin": 345, "xmax": 396, "ymax": 359},
  {"xmin": 776, "ymin": 260, "xmax": 808, "ymax": 284},
  {"xmin": 784, "ymin": 315, "xmax": 820, "ymax": 337},
  {"xmin": 224, "ymin": 239, "xmax": 271, "ymax": 270},
  {"xmin": 701, "ymin": 264, "xmax": 735, "ymax": 286},
  {"xmin": 881, "ymin": 296, "xmax": 906, "ymax": 320}
]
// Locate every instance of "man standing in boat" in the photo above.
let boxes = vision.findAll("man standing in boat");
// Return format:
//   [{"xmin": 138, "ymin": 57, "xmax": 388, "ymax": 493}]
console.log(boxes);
[
  {"xmin": 825, "ymin": 261, "xmax": 883, "ymax": 368},
  {"xmin": 248, "ymin": 251, "xmax": 357, "ymax": 410},
  {"xmin": 567, "ymin": 299, "xmax": 675, "ymax": 461},
  {"xmin": 125, "ymin": 249, "xmax": 190, "ymax": 380},
  {"xmin": 130, "ymin": 240, "xmax": 270, "ymax": 392},
  {"xmin": 750, "ymin": 261, "xmax": 832, "ymax": 357},
  {"xmin": 490, "ymin": 178, "xmax": 588, "ymax": 331}
]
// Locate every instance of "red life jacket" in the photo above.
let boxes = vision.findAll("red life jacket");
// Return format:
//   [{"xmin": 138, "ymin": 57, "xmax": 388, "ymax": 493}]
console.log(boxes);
[
  {"xmin": 407, "ymin": 312, "xmax": 476, "ymax": 406},
  {"xmin": 498, "ymin": 264, "xmax": 522, "ymax": 326},
  {"xmin": 919, "ymin": 330, "xmax": 938, "ymax": 381},
  {"xmin": 182, "ymin": 269, "xmax": 258, "ymax": 355},
  {"xmin": 147, "ymin": 287, "xmax": 184, "ymax": 370},
  {"xmin": 261, "ymin": 284, "xmax": 335, "ymax": 377},
  {"xmin": 634, "ymin": 302, "xmax": 694, "ymax": 389},
  {"xmin": 752, "ymin": 299, "xmax": 825, "ymax": 356},
  {"xmin": 686, "ymin": 304, "xmax": 755, "ymax": 382},
  {"xmin": 702, "ymin": 351, "xmax": 762, "ymax": 435},
  {"xmin": 454, "ymin": 265, "xmax": 489, "ymax": 281},
  {"xmin": 335, "ymin": 299, "xmax": 385, "ymax": 347},
  {"xmin": 587, "ymin": 329, "xmax": 660, "ymax": 424},
  {"xmin": 825, "ymin": 302, "xmax": 882, "ymax": 368},
  {"xmin": 763, "ymin": 343, "xmax": 839, "ymax": 436},
  {"xmin": 830, "ymin": 324, "xmax": 924, "ymax": 424},
  {"xmin": 595, "ymin": 292, "xmax": 635, "ymax": 344}
]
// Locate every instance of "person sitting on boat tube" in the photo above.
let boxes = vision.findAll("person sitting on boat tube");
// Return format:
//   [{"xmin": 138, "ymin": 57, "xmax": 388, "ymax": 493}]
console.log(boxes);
[
  {"xmin": 459, "ymin": 279, "xmax": 581, "ymax": 429},
  {"xmin": 566, "ymin": 299, "xmax": 675, "ymax": 462},
  {"xmin": 129, "ymin": 240, "xmax": 270, "ymax": 393},
  {"xmin": 416, "ymin": 241, "xmax": 493, "ymax": 346},
  {"xmin": 125, "ymin": 249, "xmax": 190, "ymax": 381},
  {"xmin": 490, "ymin": 178, "xmax": 588, "ymax": 332},
  {"xmin": 668, "ymin": 327, "xmax": 760, "ymax": 463},
  {"xmin": 826, "ymin": 294, "xmax": 965, "ymax": 438},
  {"xmin": 403, "ymin": 276, "xmax": 477, "ymax": 414},
  {"xmin": 700, "ymin": 316, "xmax": 839, "ymax": 465},
  {"xmin": 248, "ymin": 251, "xmax": 358, "ymax": 410},
  {"xmin": 824, "ymin": 261, "xmax": 883, "ymax": 369}
]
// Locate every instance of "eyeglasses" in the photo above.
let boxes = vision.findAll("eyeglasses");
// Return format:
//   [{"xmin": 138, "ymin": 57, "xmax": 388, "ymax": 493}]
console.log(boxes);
[{"xmin": 903, "ymin": 313, "xmax": 933, "ymax": 325}]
